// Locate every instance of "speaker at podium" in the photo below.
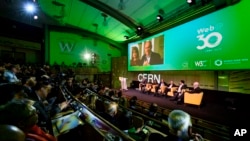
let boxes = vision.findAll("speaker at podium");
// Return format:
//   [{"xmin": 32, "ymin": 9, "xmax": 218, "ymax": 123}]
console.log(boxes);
[{"xmin": 119, "ymin": 77, "xmax": 128, "ymax": 90}]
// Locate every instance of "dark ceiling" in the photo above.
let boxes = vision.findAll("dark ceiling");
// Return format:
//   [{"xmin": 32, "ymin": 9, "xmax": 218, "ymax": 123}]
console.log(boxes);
[{"xmin": 0, "ymin": 0, "xmax": 231, "ymax": 46}]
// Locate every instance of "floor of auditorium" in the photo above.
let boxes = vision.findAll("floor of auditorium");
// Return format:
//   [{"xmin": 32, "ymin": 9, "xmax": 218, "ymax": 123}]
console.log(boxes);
[{"xmin": 122, "ymin": 88, "xmax": 249, "ymax": 128}]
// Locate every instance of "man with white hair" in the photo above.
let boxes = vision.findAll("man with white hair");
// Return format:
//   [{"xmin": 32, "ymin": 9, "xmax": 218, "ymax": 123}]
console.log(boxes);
[
  {"xmin": 166, "ymin": 110, "xmax": 203, "ymax": 141},
  {"xmin": 188, "ymin": 81, "xmax": 202, "ymax": 93}
]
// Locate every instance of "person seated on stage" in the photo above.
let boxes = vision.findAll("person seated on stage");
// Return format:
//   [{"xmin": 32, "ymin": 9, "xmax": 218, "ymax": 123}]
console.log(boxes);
[
  {"xmin": 186, "ymin": 81, "xmax": 202, "ymax": 93},
  {"xmin": 166, "ymin": 110, "xmax": 203, "ymax": 141},
  {"xmin": 157, "ymin": 79, "xmax": 168, "ymax": 96},
  {"xmin": 0, "ymin": 124, "xmax": 25, "ymax": 141},
  {"xmin": 139, "ymin": 78, "xmax": 147, "ymax": 92},
  {"xmin": 170, "ymin": 80, "xmax": 187, "ymax": 104},
  {"xmin": 166, "ymin": 80, "xmax": 177, "ymax": 93},
  {"xmin": 0, "ymin": 100, "xmax": 57, "ymax": 141},
  {"xmin": 144, "ymin": 81, "xmax": 153, "ymax": 94}
]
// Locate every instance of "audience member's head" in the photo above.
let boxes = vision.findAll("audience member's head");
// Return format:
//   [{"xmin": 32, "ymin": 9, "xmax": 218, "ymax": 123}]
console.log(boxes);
[
  {"xmin": 168, "ymin": 110, "xmax": 192, "ymax": 140},
  {"xmin": 147, "ymin": 133, "xmax": 165, "ymax": 141},
  {"xmin": 0, "ymin": 100, "xmax": 38, "ymax": 132},
  {"xmin": 118, "ymin": 109, "xmax": 133, "ymax": 131},
  {"xmin": 129, "ymin": 96, "xmax": 137, "ymax": 107},
  {"xmin": 105, "ymin": 101, "xmax": 118, "ymax": 117},
  {"xmin": 0, "ymin": 124, "xmax": 25, "ymax": 141},
  {"xmin": 0, "ymin": 84, "xmax": 27, "ymax": 105},
  {"xmin": 33, "ymin": 81, "xmax": 52, "ymax": 101}
]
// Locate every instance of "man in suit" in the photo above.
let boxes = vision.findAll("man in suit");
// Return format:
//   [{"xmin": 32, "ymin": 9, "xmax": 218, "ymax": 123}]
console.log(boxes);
[
  {"xmin": 141, "ymin": 40, "xmax": 162, "ymax": 66},
  {"xmin": 187, "ymin": 81, "xmax": 202, "ymax": 93},
  {"xmin": 170, "ymin": 80, "xmax": 187, "ymax": 104}
]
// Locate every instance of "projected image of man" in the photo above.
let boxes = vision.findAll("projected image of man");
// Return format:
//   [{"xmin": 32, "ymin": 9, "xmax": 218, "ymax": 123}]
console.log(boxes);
[{"xmin": 141, "ymin": 40, "xmax": 162, "ymax": 66}]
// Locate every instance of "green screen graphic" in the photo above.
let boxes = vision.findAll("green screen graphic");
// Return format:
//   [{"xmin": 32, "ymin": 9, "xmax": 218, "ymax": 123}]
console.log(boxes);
[
  {"xmin": 49, "ymin": 32, "xmax": 121, "ymax": 72},
  {"xmin": 128, "ymin": 0, "xmax": 250, "ymax": 71}
]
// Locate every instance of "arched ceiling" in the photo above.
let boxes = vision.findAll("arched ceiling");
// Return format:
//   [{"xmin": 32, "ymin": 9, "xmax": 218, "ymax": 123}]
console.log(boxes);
[{"xmin": 0, "ymin": 0, "xmax": 228, "ymax": 46}]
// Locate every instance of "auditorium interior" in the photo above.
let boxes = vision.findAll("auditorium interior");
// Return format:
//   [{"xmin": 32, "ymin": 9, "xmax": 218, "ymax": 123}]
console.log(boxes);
[{"xmin": 0, "ymin": 0, "xmax": 250, "ymax": 141}]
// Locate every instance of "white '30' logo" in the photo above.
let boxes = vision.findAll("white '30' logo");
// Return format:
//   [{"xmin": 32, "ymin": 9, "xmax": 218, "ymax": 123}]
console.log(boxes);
[{"xmin": 196, "ymin": 32, "xmax": 222, "ymax": 50}]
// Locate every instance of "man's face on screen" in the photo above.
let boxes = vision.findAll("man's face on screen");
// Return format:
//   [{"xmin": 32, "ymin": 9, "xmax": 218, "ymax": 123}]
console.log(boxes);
[{"xmin": 144, "ymin": 41, "xmax": 152, "ymax": 56}]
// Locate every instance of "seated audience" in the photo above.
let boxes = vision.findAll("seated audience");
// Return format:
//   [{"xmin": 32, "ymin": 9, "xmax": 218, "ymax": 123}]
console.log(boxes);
[
  {"xmin": 129, "ymin": 96, "xmax": 138, "ymax": 110},
  {"xmin": 102, "ymin": 101, "xmax": 119, "ymax": 125},
  {"xmin": 0, "ymin": 124, "xmax": 25, "ymax": 141},
  {"xmin": 0, "ymin": 83, "xmax": 28, "ymax": 105},
  {"xmin": 3, "ymin": 64, "xmax": 20, "ymax": 83},
  {"xmin": 0, "ymin": 100, "xmax": 57, "ymax": 141},
  {"xmin": 30, "ymin": 81, "xmax": 71, "ymax": 131},
  {"xmin": 166, "ymin": 110, "xmax": 203, "ymax": 141}
]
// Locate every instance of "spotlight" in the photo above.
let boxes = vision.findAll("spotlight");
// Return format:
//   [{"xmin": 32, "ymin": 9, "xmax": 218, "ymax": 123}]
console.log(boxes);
[
  {"xmin": 187, "ymin": 0, "xmax": 196, "ymax": 5},
  {"xmin": 137, "ymin": 26, "xmax": 142, "ymax": 31},
  {"xmin": 156, "ymin": 15, "xmax": 163, "ymax": 22},
  {"xmin": 136, "ymin": 26, "xmax": 143, "ymax": 36}
]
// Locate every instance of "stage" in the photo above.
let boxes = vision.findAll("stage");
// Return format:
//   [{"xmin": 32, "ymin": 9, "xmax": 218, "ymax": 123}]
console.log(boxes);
[{"xmin": 122, "ymin": 88, "xmax": 249, "ymax": 128}]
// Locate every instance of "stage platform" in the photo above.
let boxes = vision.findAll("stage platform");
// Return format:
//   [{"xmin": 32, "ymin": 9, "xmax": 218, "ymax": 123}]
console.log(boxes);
[{"xmin": 122, "ymin": 88, "xmax": 249, "ymax": 128}]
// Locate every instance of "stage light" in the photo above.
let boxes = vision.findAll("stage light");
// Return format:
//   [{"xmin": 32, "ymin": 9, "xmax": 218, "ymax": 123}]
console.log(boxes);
[
  {"xmin": 24, "ymin": 3, "xmax": 36, "ymax": 14},
  {"xmin": 187, "ymin": 0, "xmax": 196, "ymax": 5},
  {"xmin": 136, "ymin": 26, "xmax": 143, "ymax": 35},
  {"xmin": 156, "ymin": 15, "xmax": 163, "ymax": 22}
]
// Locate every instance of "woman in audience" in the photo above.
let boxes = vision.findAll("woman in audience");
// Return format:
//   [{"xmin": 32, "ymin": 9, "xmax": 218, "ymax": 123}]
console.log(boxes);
[{"xmin": 0, "ymin": 100, "xmax": 57, "ymax": 141}]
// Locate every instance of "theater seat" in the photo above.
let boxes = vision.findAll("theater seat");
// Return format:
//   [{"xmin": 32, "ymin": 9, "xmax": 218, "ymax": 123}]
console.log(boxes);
[
  {"xmin": 151, "ymin": 85, "xmax": 159, "ymax": 94},
  {"xmin": 167, "ymin": 87, "xmax": 178, "ymax": 97},
  {"xmin": 184, "ymin": 92, "xmax": 203, "ymax": 108}
]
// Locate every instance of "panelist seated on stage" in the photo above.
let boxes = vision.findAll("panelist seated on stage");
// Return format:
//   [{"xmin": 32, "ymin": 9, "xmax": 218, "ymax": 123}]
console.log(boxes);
[
  {"xmin": 186, "ymin": 82, "xmax": 202, "ymax": 93},
  {"xmin": 166, "ymin": 80, "xmax": 177, "ymax": 92},
  {"xmin": 139, "ymin": 78, "xmax": 147, "ymax": 92},
  {"xmin": 170, "ymin": 80, "xmax": 187, "ymax": 104},
  {"xmin": 157, "ymin": 79, "xmax": 167, "ymax": 95}
]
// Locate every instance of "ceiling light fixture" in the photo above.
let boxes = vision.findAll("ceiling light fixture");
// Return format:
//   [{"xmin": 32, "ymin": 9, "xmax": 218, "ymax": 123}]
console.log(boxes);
[
  {"xmin": 101, "ymin": 13, "xmax": 108, "ymax": 26},
  {"xmin": 136, "ymin": 26, "xmax": 143, "ymax": 36},
  {"xmin": 187, "ymin": 0, "xmax": 196, "ymax": 6},
  {"xmin": 156, "ymin": 9, "xmax": 164, "ymax": 22}
]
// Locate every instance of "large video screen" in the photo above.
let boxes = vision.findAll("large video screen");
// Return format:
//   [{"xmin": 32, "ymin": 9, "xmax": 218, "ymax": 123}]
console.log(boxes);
[{"xmin": 128, "ymin": 0, "xmax": 250, "ymax": 71}]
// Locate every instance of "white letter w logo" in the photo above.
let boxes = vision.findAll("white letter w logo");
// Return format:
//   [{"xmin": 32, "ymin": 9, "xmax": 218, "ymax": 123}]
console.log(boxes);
[{"xmin": 59, "ymin": 42, "xmax": 75, "ymax": 52}]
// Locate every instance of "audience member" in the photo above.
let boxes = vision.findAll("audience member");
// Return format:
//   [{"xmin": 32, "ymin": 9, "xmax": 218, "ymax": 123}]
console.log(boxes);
[
  {"xmin": 3, "ymin": 64, "xmax": 20, "ymax": 83},
  {"xmin": 0, "ymin": 83, "xmax": 27, "ymax": 105},
  {"xmin": 129, "ymin": 96, "xmax": 138, "ymax": 110},
  {"xmin": 166, "ymin": 110, "xmax": 203, "ymax": 141},
  {"xmin": 0, "ymin": 100, "xmax": 57, "ymax": 141},
  {"xmin": 0, "ymin": 124, "xmax": 25, "ymax": 141}
]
